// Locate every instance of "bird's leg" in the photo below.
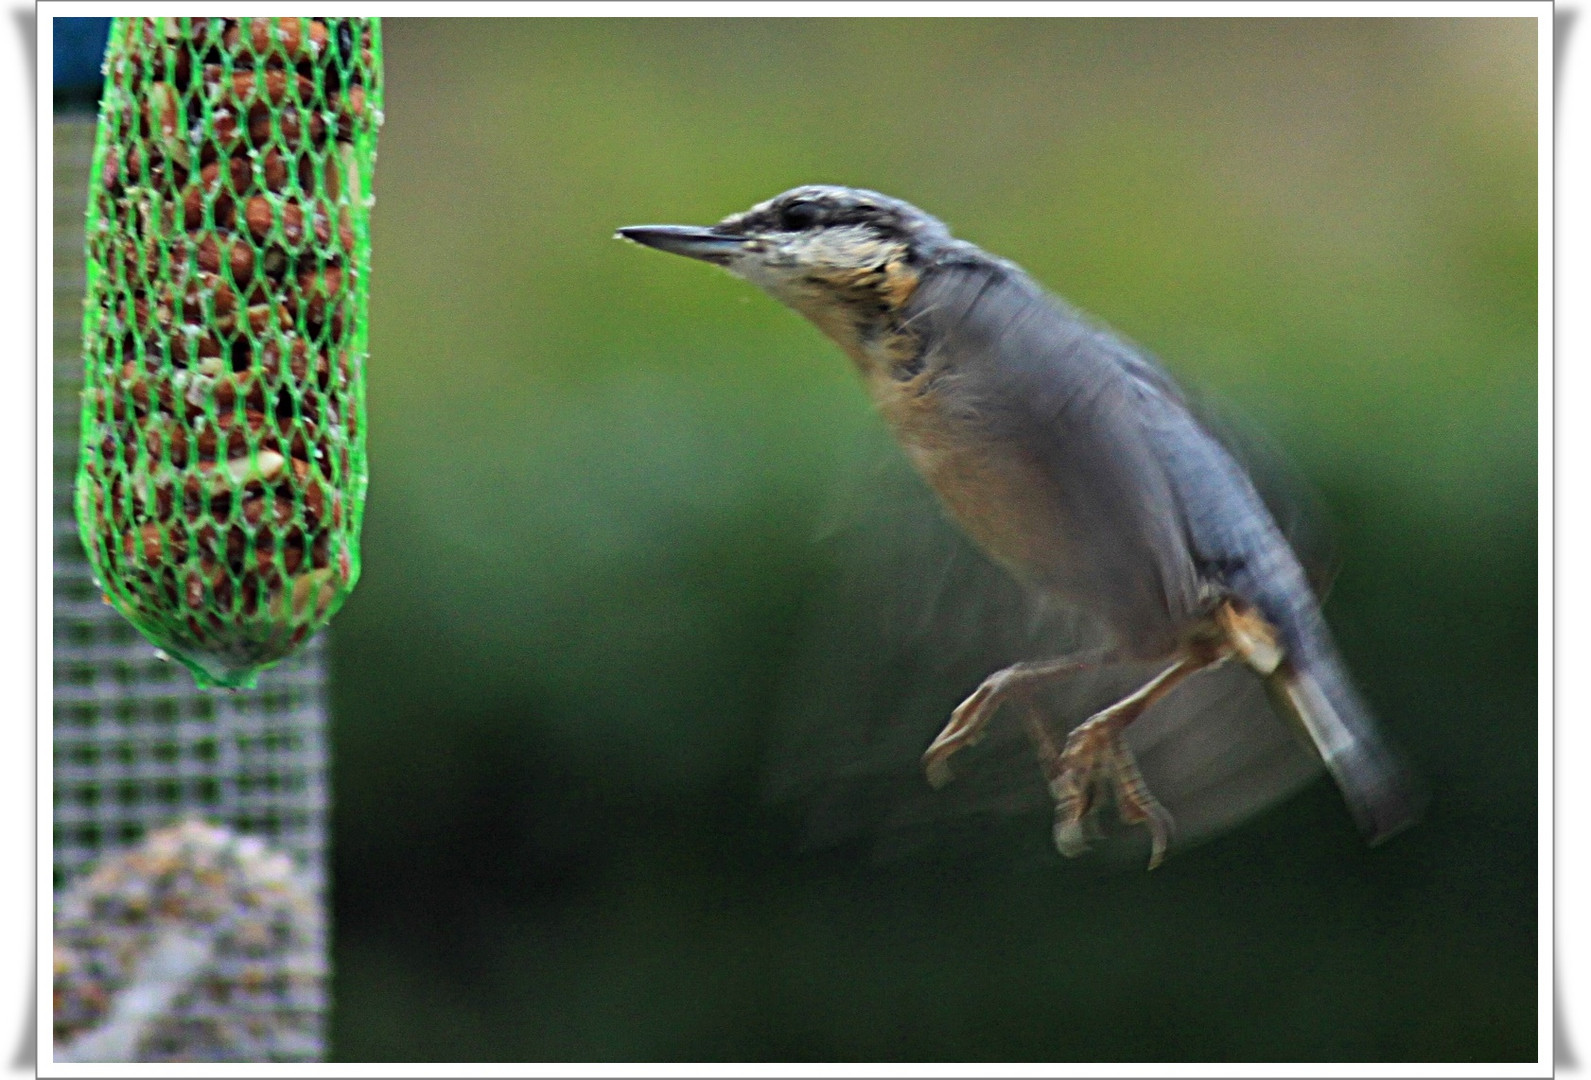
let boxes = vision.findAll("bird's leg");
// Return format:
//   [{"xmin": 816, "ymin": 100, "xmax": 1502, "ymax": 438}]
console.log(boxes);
[
  {"xmin": 1051, "ymin": 646, "xmax": 1232, "ymax": 869},
  {"xmin": 922, "ymin": 647, "xmax": 1122, "ymax": 788}
]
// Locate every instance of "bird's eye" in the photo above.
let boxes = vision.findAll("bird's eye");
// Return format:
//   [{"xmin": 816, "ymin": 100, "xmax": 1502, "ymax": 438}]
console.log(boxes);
[{"xmin": 779, "ymin": 201, "xmax": 822, "ymax": 231}]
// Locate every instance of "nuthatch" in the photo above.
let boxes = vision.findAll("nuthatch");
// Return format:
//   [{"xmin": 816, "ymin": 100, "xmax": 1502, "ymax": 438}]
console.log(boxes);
[{"xmin": 619, "ymin": 185, "xmax": 1421, "ymax": 868}]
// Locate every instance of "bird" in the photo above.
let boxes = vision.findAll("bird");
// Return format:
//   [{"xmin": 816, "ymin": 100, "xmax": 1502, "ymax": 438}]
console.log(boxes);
[{"xmin": 617, "ymin": 185, "xmax": 1422, "ymax": 868}]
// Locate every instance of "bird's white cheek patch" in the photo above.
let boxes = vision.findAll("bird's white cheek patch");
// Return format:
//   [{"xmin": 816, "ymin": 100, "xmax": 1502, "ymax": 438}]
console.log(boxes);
[{"xmin": 726, "ymin": 250, "xmax": 791, "ymax": 291}]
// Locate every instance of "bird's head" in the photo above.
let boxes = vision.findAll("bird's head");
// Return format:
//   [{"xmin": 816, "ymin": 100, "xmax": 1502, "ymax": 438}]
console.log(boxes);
[{"xmin": 618, "ymin": 186, "xmax": 955, "ymax": 340}]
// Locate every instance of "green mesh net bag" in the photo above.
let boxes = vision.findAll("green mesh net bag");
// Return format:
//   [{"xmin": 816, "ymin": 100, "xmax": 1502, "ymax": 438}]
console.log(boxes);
[{"xmin": 77, "ymin": 18, "xmax": 383, "ymax": 689}]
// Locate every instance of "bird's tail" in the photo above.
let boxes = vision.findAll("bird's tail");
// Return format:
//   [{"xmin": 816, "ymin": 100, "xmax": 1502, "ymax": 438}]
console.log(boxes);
[{"xmin": 1265, "ymin": 640, "xmax": 1425, "ymax": 844}]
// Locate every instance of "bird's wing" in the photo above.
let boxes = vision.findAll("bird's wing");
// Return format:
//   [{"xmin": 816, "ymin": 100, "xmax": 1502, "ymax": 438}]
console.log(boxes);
[
  {"xmin": 1119, "ymin": 342, "xmax": 1423, "ymax": 845},
  {"xmin": 1088, "ymin": 324, "xmax": 1342, "ymax": 599}
]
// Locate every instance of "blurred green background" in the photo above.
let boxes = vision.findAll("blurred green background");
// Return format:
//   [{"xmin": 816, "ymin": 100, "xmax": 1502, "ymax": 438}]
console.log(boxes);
[{"xmin": 94, "ymin": 16, "xmax": 1549, "ymax": 1062}]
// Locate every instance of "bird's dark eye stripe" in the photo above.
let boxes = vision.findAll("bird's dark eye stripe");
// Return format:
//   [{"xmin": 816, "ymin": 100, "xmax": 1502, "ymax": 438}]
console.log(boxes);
[{"xmin": 779, "ymin": 201, "xmax": 823, "ymax": 230}]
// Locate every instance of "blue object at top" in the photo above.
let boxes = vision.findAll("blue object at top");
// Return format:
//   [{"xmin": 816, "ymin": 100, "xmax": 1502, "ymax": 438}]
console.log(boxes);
[{"xmin": 54, "ymin": 17, "xmax": 111, "ymax": 93}]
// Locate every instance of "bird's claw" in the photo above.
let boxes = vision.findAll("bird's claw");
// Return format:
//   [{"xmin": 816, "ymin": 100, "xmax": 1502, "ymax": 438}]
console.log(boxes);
[
  {"xmin": 921, "ymin": 675, "xmax": 1009, "ymax": 787},
  {"xmin": 1049, "ymin": 719, "xmax": 1175, "ymax": 870}
]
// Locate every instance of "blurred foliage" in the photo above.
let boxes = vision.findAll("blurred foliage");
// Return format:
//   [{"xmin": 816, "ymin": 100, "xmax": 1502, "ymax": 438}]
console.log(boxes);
[{"xmin": 306, "ymin": 17, "xmax": 1535, "ymax": 1061}]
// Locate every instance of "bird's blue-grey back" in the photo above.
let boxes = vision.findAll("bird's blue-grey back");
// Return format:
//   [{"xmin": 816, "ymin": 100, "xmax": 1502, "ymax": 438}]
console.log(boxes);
[{"xmin": 1124, "ymin": 335, "xmax": 1422, "ymax": 840}]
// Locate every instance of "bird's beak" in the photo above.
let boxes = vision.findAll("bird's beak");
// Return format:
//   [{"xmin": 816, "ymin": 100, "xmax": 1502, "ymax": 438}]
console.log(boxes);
[{"xmin": 615, "ymin": 225, "xmax": 749, "ymax": 264}]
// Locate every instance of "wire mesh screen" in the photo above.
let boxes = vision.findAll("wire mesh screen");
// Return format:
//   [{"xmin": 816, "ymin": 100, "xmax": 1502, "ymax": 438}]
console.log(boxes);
[{"xmin": 53, "ymin": 113, "xmax": 331, "ymax": 1063}]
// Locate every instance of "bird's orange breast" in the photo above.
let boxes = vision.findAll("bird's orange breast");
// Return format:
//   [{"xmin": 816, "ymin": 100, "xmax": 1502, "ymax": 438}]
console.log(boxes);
[{"xmin": 869, "ymin": 371, "xmax": 1080, "ymax": 591}]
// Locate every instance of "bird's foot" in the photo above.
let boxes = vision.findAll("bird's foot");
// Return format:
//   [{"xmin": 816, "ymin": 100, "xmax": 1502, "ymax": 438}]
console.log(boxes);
[
  {"xmin": 922, "ymin": 670, "xmax": 1012, "ymax": 788},
  {"xmin": 1049, "ymin": 714, "xmax": 1175, "ymax": 870},
  {"xmin": 923, "ymin": 651, "xmax": 1117, "ymax": 789}
]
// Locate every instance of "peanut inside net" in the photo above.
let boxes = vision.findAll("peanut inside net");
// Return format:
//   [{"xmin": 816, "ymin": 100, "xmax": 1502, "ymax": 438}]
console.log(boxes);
[{"xmin": 77, "ymin": 17, "xmax": 383, "ymax": 689}]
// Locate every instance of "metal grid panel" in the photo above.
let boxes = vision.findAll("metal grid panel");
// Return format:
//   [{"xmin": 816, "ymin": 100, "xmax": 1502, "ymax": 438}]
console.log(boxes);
[{"xmin": 53, "ymin": 113, "xmax": 331, "ymax": 1062}]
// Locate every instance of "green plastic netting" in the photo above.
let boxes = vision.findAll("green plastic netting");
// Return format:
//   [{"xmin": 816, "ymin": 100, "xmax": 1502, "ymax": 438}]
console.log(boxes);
[
  {"xmin": 77, "ymin": 17, "xmax": 383, "ymax": 689},
  {"xmin": 57, "ymin": 111, "xmax": 333, "ymax": 1065}
]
